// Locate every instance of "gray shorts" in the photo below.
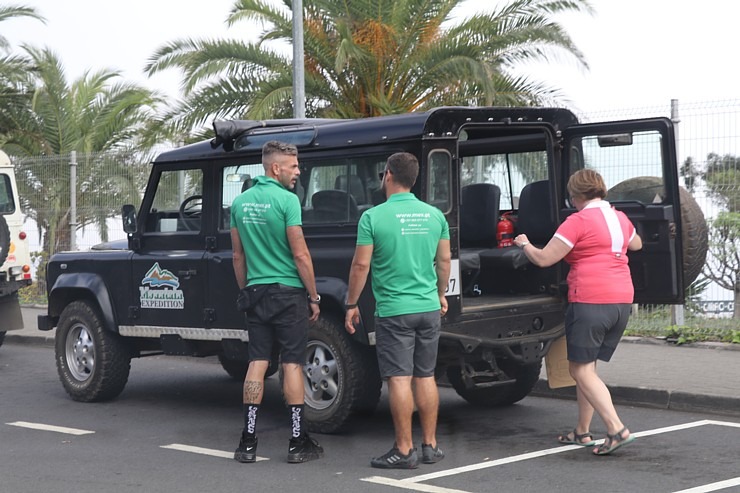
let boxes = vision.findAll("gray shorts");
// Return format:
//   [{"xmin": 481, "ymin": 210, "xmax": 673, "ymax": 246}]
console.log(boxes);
[
  {"xmin": 374, "ymin": 310, "xmax": 441, "ymax": 379},
  {"xmin": 565, "ymin": 302, "xmax": 631, "ymax": 363}
]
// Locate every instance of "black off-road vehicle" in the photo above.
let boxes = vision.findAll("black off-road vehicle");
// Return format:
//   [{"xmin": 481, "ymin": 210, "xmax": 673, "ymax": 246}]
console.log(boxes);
[{"xmin": 39, "ymin": 107, "xmax": 705, "ymax": 432}]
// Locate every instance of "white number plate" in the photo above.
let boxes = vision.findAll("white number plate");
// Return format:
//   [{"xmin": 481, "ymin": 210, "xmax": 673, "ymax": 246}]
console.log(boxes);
[{"xmin": 445, "ymin": 259, "xmax": 460, "ymax": 296}]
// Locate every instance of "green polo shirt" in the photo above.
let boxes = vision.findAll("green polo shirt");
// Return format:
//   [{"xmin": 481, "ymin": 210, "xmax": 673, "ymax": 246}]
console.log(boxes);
[
  {"xmin": 230, "ymin": 176, "xmax": 304, "ymax": 288},
  {"xmin": 357, "ymin": 192, "xmax": 450, "ymax": 317}
]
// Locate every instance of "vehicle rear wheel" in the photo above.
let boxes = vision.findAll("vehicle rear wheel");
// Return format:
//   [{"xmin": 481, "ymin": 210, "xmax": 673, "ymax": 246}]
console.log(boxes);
[
  {"xmin": 608, "ymin": 176, "xmax": 708, "ymax": 285},
  {"xmin": 446, "ymin": 359, "xmax": 542, "ymax": 407},
  {"xmin": 287, "ymin": 315, "xmax": 367, "ymax": 433},
  {"xmin": 0, "ymin": 215, "xmax": 10, "ymax": 266},
  {"xmin": 55, "ymin": 300, "xmax": 131, "ymax": 402}
]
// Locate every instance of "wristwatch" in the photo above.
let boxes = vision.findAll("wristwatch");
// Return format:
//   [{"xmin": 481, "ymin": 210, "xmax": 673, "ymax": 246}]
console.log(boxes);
[{"xmin": 309, "ymin": 294, "xmax": 321, "ymax": 305}]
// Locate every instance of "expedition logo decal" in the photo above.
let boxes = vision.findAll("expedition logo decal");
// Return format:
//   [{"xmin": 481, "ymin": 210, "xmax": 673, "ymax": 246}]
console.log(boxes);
[{"xmin": 139, "ymin": 262, "xmax": 184, "ymax": 309}]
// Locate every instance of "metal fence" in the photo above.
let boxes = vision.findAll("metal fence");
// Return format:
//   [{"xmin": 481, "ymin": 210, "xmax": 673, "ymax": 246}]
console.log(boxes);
[{"xmin": 9, "ymin": 99, "xmax": 740, "ymax": 327}]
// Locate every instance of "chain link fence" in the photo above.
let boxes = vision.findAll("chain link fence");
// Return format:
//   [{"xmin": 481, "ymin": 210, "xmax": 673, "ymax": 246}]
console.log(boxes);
[{"xmin": 9, "ymin": 100, "xmax": 740, "ymax": 331}]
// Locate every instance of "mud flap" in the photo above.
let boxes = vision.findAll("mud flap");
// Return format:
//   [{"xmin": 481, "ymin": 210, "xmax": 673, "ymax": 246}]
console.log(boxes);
[{"xmin": 0, "ymin": 293, "xmax": 24, "ymax": 331}]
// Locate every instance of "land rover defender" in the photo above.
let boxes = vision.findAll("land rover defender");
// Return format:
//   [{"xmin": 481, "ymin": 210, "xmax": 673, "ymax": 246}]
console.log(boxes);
[{"xmin": 40, "ymin": 107, "xmax": 694, "ymax": 432}]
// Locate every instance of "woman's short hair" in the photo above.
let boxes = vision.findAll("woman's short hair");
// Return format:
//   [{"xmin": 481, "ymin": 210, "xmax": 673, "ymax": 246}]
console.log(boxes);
[{"xmin": 567, "ymin": 169, "xmax": 607, "ymax": 201}]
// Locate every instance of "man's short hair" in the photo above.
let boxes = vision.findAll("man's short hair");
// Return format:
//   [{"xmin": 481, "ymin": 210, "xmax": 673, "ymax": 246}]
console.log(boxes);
[
  {"xmin": 262, "ymin": 140, "xmax": 298, "ymax": 167},
  {"xmin": 387, "ymin": 152, "xmax": 418, "ymax": 189}
]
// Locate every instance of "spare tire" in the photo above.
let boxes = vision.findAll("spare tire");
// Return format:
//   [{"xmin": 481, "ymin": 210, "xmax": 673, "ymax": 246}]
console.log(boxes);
[
  {"xmin": 608, "ymin": 176, "xmax": 708, "ymax": 285},
  {"xmin": 0, "ymin": 215, "xmax": 10, "ymax": 267}
]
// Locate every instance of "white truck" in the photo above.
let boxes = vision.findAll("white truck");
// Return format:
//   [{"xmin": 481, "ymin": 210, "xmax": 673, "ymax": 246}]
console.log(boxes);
[{"xmin": 0, "ymin": 150, "xmax": 32, "ymax": 347}]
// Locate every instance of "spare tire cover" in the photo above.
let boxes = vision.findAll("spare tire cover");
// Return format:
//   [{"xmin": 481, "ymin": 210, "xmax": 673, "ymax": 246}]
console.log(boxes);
[{"xmin": 608, "ymin": 176, "xmax": 708, "ymax": 286}]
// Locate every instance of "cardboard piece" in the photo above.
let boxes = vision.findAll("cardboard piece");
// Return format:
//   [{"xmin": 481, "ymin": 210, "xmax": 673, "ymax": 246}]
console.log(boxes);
[{"xmin": 545, "ymin": 336, "xmax": 576, "ymax": 388}]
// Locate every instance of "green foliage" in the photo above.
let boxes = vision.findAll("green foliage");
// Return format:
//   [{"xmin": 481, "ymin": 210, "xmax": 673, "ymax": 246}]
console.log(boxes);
[{"xmin": 146, "ymin": 0, "xmax": 594, "ymax": 132}]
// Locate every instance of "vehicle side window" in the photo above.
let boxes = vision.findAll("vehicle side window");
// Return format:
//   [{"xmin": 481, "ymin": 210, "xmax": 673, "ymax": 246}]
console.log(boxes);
[
  {"xmin": 460, "ymin": 150, "xmax": 548, "ymax": 210},
  {"xmin": 144, "ymin": 169, "xmax": 203, "ymax": 233},
  {"xmin": 302, "ymin": 155, "xmax": 388, "ymax": 224},
  {"xmin": 427, "ymin": 151, "xmax": 451, "ymax": 213},
  {"xmin": 0, "ymin": 174, "xmax": 15, "ymax": 214},
  {"xmin": 220, "ymin": 163, "xmax": 265, "ymax": 230},
  {"xmin": 568, "ymin": 130, "xmax": 666, "ymax": 205}
]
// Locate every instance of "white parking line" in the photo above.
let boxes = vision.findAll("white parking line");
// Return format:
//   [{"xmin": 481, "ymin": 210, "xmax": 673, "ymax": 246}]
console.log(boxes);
[
  {"xmin": 361, "ymin": 419, "xmax": 740, "ymax": 493},
  {"xmin": 6, "ymin": 421, "xmax": 94, "ymax": 435},
  {"xmin": 673, "ymin": 477, "xmax": 740, "ymax": 493},
  {"xmin": 161, "ymin": 443, "xmax": 269, "ymax": 462}
]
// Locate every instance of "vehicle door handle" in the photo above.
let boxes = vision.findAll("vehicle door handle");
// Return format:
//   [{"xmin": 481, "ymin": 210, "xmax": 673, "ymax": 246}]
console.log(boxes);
[{"xmin": 178, "ymin": 269, "xmax": 197, "ymax": 278}]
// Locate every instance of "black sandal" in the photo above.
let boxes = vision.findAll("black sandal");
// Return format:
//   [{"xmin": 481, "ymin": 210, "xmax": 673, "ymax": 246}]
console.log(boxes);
[
  {"xmin": 593, "ymin": 427, "xmax": 635, "ymax": 455},
  {"xmin": 557, "ymin": 429, "xmax": 596, "ymax": 447}
]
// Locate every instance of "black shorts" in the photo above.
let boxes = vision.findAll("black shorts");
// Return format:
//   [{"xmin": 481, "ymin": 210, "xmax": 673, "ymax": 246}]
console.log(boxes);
[
  {"xmin": 246, "ymin": 284, "xmax": 308, "ymax": 365},
  {"xmin": 374, "ymin": 310, "xmax": 441, "ymax": 379},
  {"xmin": 565, "ymin": 302, "xmax": 631, "ymax": 363}
]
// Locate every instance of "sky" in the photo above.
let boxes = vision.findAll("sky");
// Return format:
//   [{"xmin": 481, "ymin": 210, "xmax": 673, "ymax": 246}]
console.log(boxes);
[{"xmin": 2, "ymin": 0, "xmax": 739, "ymax": 116}]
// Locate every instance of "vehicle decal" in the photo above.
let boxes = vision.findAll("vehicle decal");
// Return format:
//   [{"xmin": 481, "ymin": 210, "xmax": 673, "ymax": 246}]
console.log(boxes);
[{"xmin": 139, "ymin": 262, "xmax": 185, "ymax": 309}]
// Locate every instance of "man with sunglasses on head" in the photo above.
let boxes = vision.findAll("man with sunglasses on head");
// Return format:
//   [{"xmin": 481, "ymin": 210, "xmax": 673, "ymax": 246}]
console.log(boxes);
[
  {"xmin": 231, "ymin": 140, "xmax": 323, "ymax": 464},
  {"xmin": 345, "ymin": 152, "xmax": 451, "ymax": 469}
]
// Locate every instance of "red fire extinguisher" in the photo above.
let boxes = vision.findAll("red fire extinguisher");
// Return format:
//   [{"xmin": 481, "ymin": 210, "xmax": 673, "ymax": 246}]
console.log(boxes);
[{"xmin": 496, "ymin": 212, "xmax": 515, "ymax": 248}]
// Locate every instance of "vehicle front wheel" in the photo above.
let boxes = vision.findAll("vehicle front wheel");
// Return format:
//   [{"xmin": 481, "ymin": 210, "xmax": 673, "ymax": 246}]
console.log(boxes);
[
  {"xmin": 288, "ymin": 316, "xmax": 369, "ymax": 434},
  {"xmin": 447, "ymin": 359, "xmax": 542, "ymax": 407},
  {"xmin": 55, "ymin": 300, "xmax": 131, "ymax": 402}
]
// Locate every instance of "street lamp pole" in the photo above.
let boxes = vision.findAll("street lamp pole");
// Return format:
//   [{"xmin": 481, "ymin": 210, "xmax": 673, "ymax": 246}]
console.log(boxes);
[{"xmin": 292, "ymin": 0, "xmax": 305, "ymax": 119}]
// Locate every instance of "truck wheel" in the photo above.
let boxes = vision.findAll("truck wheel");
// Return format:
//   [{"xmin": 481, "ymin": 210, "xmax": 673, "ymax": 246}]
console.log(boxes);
[
  {"xmin": 217, "ymin": 354, "xmax": 278, "ymax": 381},
  {"xmin": 352, "ymin": 345, "xmax": 382, "ymax": 415},
  {"xmin": 290, "ymin": 316, "xmax": 365, "ymax": 434},
  {"xmin": 446, "ymin": 359, "xmax": 542, "ymax": 407},
  {"xmin": 0, "ymin": 215, "xmax": 10, "ymax": 266},
  {"xmin": 55, "ymin": 300, "xmax": 131, "ymax": 402},
  {"xmin": 608, "ymin": 176, "xmax": 708, "ymax": 285}
]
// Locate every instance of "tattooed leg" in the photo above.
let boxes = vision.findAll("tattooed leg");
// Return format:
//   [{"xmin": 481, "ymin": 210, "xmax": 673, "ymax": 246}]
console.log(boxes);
[{"xmin": 243, "ymin": 380, "xmax": 263, "ymax": 404}]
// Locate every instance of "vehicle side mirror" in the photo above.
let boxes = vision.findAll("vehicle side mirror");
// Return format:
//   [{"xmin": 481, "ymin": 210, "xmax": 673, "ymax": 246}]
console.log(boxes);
[{"xmin": 122, "ymin": 204, "xmax": 138, "ymax": 234}]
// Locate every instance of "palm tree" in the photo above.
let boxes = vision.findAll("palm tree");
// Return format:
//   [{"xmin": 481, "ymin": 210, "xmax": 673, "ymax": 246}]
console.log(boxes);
[
  {"xmin": 0, "ymin": 5, "xmax": 45, "ymax": 135},
  {"xmin": 0, "ymin": 46, "xmax": 161, "ymax": 256},
  {"xmin": 0, "ymin": 5, "xmax": 45, "ymax": 52},
  {"xmin": 146, "ymin": 0, "xmax": 593, "ymax": 132}
]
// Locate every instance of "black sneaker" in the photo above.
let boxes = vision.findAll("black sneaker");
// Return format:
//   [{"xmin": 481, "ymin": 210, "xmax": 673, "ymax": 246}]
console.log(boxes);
[
  {"xmin": 370, "ymin": 446, "xmax": 419, "ymax": 469},
  {"xmin": 287, "ymin": 434, "xmax": 324, "ymax": 463},
  {"xmin": 234, "ymin": 434, "xmax": 258, "ymax": 463},
  {"xmin": 421, "ymin": 443, "xmax": 445, "ymax": 464}
]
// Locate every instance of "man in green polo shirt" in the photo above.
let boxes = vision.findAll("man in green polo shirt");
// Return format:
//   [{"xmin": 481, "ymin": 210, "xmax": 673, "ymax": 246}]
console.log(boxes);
[
  {"xmin": 231, "ymin": 140, "xmax": 323, "ymax": 464},
  {"xmin": 345, "ymin": 152, "xmax": 451, "ymax": 469}
]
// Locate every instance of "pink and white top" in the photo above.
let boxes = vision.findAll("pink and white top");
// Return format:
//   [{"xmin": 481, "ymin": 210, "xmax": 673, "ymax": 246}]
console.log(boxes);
[{"xmin": 553, "ymin": 200, "xmax": 637, "ymax": 304}]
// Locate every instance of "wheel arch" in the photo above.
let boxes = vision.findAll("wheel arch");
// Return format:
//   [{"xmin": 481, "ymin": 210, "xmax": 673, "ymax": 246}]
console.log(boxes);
[
  {"xmin": 49, "ymin": 273, "xmax": 117, "ymax": 333},
  {"xmin": 316, "ymin": 275, "xmax": 372, "ymax": 346}
]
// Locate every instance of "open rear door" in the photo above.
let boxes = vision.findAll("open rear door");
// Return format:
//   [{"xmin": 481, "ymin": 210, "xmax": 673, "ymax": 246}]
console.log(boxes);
[{"xmin": 562, "ymin": 118, "xmax": 684, "ymax": 304}]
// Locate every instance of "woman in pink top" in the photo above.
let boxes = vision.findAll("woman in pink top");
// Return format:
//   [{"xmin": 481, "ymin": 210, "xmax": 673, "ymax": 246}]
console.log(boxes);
[{"xmin": 514, "ymin": 169, "xmax": 643, "ymax": 456}]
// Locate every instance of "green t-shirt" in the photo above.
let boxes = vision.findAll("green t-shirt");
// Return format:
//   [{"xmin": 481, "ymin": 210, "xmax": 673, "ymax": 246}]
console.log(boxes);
[
  {"xmin": 230, "ymin": 176, "xmax": 304, "ymax": 288},
  {"xmin": 357, "ymin": 192, "xmax": 450, "ymax": 317}
]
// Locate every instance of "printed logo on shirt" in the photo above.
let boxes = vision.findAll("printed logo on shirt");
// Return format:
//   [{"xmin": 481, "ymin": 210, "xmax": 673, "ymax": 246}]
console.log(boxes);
[
  {"xmin": 240, "ymin": 202, "xmax": 272, "ymax": 225},
  {"xmin": 396, "ymin": 212, "xmax": 432, "ymax": 236}
]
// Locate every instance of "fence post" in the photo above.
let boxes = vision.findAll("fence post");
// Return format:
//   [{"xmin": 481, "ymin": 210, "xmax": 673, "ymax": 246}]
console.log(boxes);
[
  {"xmin": 69, "ymin": 151, "xmax": 77, "ymax": 251},
  {"xmin": 670, "ymin": 99, "xmax": 685, "ymax": 326}
]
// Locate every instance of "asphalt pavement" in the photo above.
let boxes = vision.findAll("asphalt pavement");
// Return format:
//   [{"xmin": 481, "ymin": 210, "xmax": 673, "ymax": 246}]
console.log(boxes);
[{"xmin": 6, "ymin": 306, "xmax": 740, "ymax": 418}]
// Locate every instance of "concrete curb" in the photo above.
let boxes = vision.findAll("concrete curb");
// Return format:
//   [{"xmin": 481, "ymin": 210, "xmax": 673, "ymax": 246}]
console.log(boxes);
[
  {"xmin": 531, "ymin": 379, "xmax": 740, "ymax": 418},
  {"xmin": 4, "ymin": 333, "xmax": 55, "ymax": 348}
]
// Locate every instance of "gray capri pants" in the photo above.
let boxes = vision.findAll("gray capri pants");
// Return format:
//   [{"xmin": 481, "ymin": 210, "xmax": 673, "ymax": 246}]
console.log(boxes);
[
  {"xmin": 374, "ymin": 310, "xmax": 441, "ymax": 379},
  {"xmin": 565, "ymin": 302, "xmax": 632, "ymax": 363}
]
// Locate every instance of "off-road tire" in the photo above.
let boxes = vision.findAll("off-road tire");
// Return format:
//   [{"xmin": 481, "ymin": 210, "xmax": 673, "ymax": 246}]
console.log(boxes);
[
  {"xmin": 55, "ymin": 300, "xmax": 131, "ymax": 402},
  {"xmin": 286, "ymin": 315, "xmax": 366, "ymax": 434},
  {"xmin": 608, "ymin": 176, "xmax": 708, "ymax": 285},
  {"xmin": 352, "ymin": 345, "xmax": 382, "ymax": 415},
  {"xmin": 446, "ymin": 359, "xmax": 542, "ymax": 407},
  {"xmin": 0, "ymin": 215, "xmax": 10, "ymax": 267}
]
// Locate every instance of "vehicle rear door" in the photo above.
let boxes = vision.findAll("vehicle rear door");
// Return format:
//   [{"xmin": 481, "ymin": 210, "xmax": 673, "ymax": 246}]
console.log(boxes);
[{"xmin": 562, "ymin": 118, "xmax": 684, "ymax": 303}]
